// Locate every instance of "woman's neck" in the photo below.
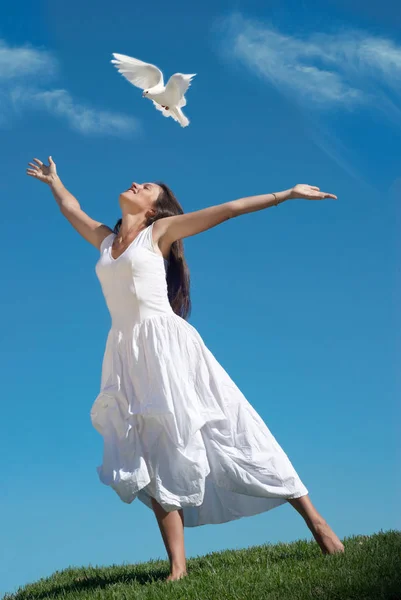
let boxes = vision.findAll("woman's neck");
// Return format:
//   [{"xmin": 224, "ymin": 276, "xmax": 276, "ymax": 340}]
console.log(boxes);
[{"xmin": 118, "ymin": 213, "xmax": 148, "ymax": 240}]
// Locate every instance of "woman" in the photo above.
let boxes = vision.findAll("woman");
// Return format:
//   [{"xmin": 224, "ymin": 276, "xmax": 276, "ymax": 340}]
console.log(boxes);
[{"xmin": 27, "ymin": 156, "xmax": 344, "ymax": 582}]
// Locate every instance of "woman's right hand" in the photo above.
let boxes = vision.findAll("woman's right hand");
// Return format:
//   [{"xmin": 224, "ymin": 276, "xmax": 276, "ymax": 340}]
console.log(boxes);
[{"xmin": 26, "ymin": 157, "xmax": 58, "ymax": 185}]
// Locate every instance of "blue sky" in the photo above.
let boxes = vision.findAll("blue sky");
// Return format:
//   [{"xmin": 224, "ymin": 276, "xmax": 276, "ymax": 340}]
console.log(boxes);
[{"xmin": 1, "ymin": 0, "xmax": 399, "ymax": 595}]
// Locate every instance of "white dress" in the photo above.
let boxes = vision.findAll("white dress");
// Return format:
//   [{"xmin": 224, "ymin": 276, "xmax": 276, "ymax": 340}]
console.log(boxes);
[{"xmin": 91, "ymin": 223, "xmax": 308, "ymax": 527}]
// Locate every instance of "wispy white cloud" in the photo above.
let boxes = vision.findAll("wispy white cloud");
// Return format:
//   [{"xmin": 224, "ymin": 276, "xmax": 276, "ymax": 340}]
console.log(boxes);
[
  {"xmin": 0, "ymin": 39, "xmax": 139, "ymax": 136},
  {"xmin": 220, "ymin": 14, "xmax": 401, "ymax": 111},
  {"xmin": 0, "ymin": 40, "xmax": 57, "ymax": 81},
  {"xmin": 10, "ymin": 87, "xmax": 138, "ymax": 136},
  {"xmin": 218, "ymin": 14, "xmax": 401, "ymax": 187}
]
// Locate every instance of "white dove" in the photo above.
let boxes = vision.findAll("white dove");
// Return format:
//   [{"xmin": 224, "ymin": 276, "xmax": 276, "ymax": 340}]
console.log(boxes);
[{"xmin": 111, "ymin": 53, "xmax": 196, "ymax": 128}]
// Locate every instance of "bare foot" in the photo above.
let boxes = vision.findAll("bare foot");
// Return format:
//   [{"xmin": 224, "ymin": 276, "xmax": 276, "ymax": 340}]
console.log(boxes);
[
  {"xmin": 166, "ymin": 569, "xmax": 188, "ymax": 582},
  {"xmin": 310, "ymin": 520, "xmax": 345, "ymax": 554}
]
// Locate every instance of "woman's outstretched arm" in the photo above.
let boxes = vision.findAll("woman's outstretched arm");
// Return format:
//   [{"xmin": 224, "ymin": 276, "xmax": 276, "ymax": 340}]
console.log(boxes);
[
  {"xmin": 26, "ymin": 156, "xmax": 113, "ymax": 249},
  {"xmin": 154, "ymin": 185, "xmax": 337, "ymax": 247}
]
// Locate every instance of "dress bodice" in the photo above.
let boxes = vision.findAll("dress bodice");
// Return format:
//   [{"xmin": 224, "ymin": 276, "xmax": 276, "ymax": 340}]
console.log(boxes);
[{"xmin": 95, "ymin": 223, "xmax": 173, "ymax": 330}]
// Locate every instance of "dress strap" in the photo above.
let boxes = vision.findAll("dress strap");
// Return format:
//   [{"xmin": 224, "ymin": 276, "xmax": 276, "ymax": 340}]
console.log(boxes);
[
  {"xmin": 142, "ymin": 222, "xmax": 157, "ymax": 253},
  {"xmin": 100, "ymin": 232, "xmax": 115, "ymax": 254},
  {"xmin": 143, "ymin": 222, "xmax": 169, "ymax": 265}
]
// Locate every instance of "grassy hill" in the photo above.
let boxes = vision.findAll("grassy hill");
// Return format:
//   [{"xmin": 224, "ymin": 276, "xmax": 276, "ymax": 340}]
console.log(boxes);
[{"xmin": 4, "ymin": 530, "xmax": 400, "ymax": 600}]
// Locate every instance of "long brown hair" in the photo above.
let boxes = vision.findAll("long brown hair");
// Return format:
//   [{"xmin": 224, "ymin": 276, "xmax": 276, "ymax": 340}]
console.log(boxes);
[{"xmin": 113, "ymin": 182, "xmax": 191, "ymax": 320}]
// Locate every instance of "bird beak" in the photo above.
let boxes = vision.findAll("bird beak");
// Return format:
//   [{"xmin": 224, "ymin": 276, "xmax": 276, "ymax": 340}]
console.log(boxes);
[{"xmin": 142, "ymin": 91, "xmax": 146, "ymax": 97}]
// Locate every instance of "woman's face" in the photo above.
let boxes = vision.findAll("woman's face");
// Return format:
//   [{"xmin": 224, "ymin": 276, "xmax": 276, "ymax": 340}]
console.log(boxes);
[{"xmin": 119, "ymin": 182, "xmax": 161, "ymax": 213}]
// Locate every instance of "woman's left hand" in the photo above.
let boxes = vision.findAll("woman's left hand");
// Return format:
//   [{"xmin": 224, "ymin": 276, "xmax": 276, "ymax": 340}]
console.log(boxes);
[{"xmin": 289, "ymin": 184, "xmax": 337, "ymax": 201}]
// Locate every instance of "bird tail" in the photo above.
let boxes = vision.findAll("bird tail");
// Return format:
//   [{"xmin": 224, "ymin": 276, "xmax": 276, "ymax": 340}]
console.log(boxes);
[{"xmin": 170, "ymin": 107, "xmax": 189, "ymax": 128}]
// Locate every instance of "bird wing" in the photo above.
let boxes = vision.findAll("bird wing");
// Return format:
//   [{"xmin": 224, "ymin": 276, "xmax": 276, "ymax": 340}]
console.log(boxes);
[
  {"xmin": 164, "ymin": 73, "xmax": 196, "ymax": 105},
  {"xmin": 111, "ymin": 53, "xmax": 164, "ymax": 89}
]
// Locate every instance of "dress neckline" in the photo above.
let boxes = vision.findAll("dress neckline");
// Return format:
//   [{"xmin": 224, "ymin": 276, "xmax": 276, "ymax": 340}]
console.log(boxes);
[
  {"xmin": 108, "ymin": 225, "xmax": 169, "ymax": 264},
  {"xmin": 109, "ymin": 229, "xmax": 144, "ymax": 262}
]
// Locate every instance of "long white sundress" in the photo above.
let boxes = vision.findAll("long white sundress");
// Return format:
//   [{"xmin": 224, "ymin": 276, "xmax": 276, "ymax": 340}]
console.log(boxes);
[{"xmin": 91, "ymin": 223, "xmax": 308, "ymax": 527}]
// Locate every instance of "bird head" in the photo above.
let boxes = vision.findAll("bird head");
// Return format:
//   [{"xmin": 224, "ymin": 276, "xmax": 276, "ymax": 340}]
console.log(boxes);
[{"xmin": 142, "ymin": 90, "xmax": 149, "ymax": 98}]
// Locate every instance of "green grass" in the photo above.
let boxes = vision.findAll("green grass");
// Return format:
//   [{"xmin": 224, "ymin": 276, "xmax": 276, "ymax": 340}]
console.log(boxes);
[{"xmin": 4, "ymin": 530, "xmax": 400, "ymax": 600}]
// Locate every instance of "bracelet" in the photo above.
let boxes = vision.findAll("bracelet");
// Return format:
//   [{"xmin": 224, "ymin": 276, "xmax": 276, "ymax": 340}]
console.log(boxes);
[{"xmin": 272, "ymin": 193, "xmax": 279, "ymax": 206}]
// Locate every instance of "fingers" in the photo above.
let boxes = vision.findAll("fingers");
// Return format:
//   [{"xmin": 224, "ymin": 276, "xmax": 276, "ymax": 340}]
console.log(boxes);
[
  {"xmin": 296, "ymin": 184, "xmax": 337, "ymax": 200},
  {"xmin": 303, "ymin": 191, "xmax": 337, "ymax": 200},
  {"xmin": 309, "ymin": 185, "xmax": 337, "ymax": 199},
  {"xmin": 27, "ymin": 159, "xmax": 41, "ymax": 177},
  {"xmin": 33, "ymin": 158, "xmax": 43, "ymax": 166}
]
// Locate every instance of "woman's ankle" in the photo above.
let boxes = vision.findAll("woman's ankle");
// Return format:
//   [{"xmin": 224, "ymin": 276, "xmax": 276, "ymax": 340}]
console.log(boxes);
[{"xmin": 171, "ymin": 562, "xmax": 187, "ymax": 571}]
